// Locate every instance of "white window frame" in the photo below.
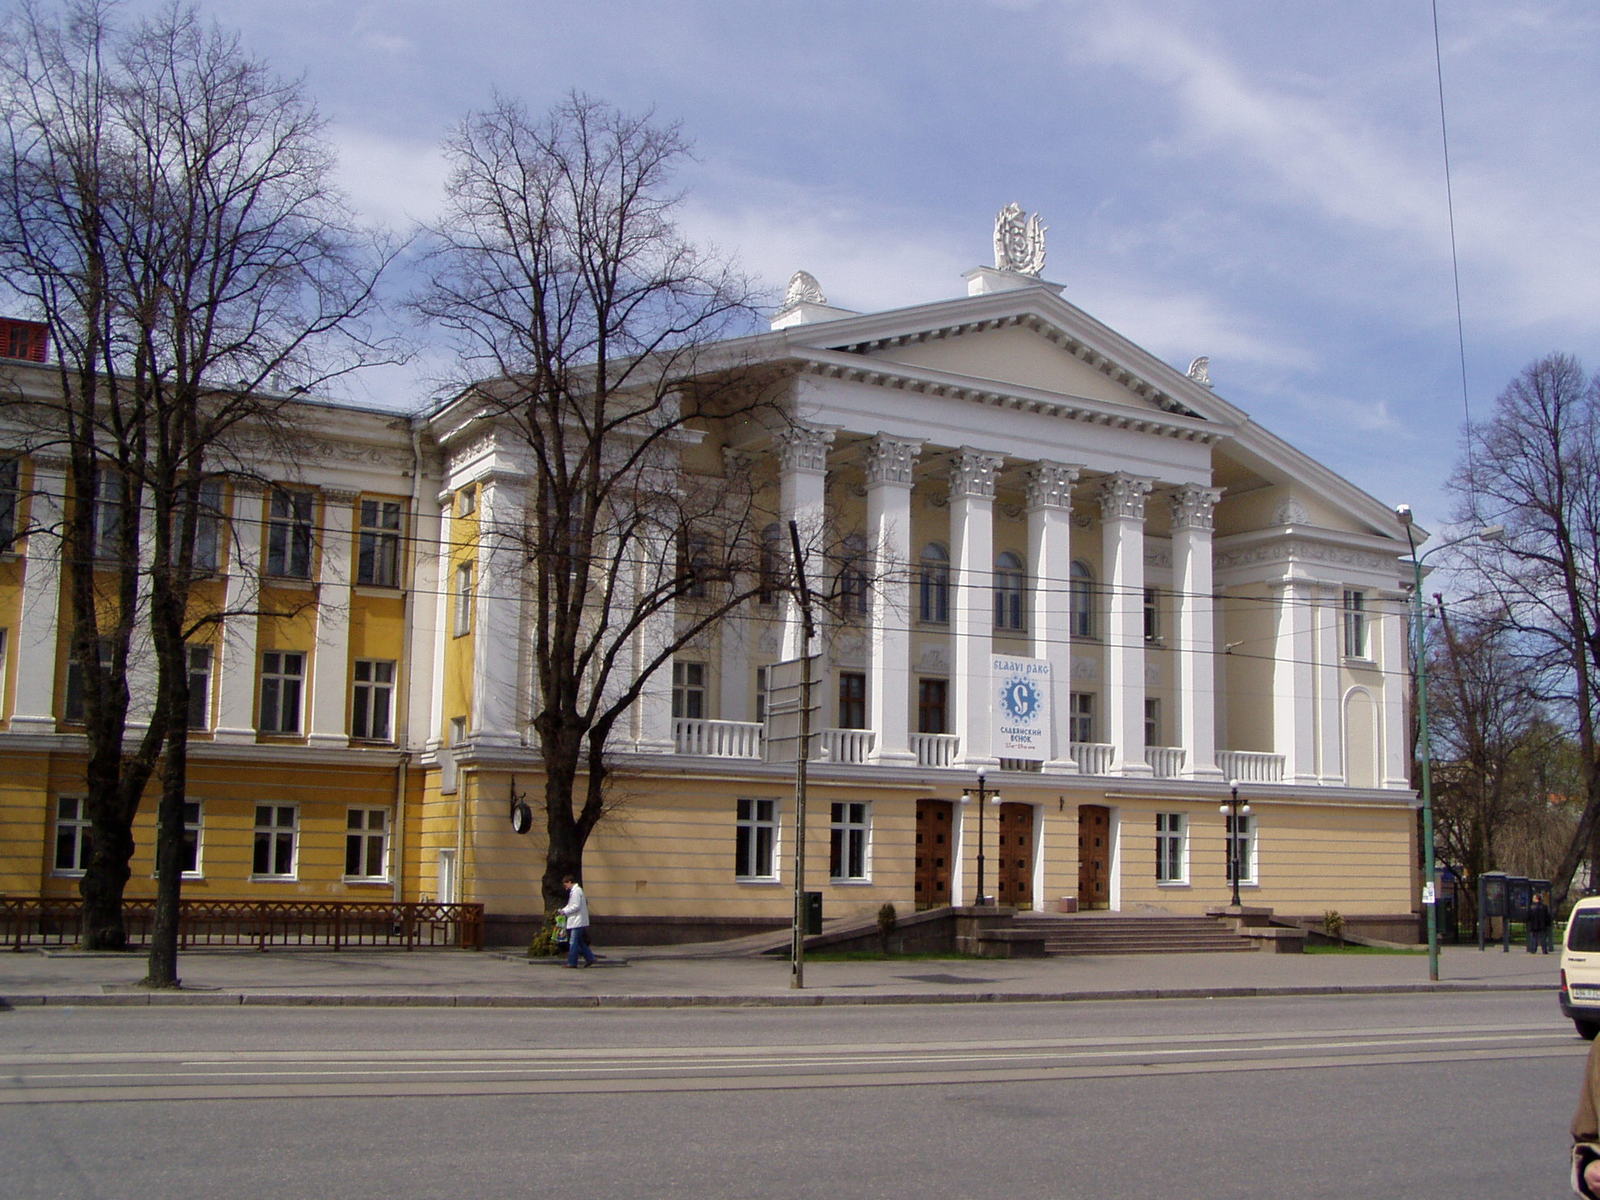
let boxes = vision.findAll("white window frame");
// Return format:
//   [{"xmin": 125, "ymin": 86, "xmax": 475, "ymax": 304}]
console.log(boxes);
[
  {"xmin": 1342, "ymin": 589, "xmax": 1369, "ymax": 659},
  {"xmin": 1068, "ymin": 691, "xmax": 1095, "ymax": 743},
  {"xmin": 441, "ymin": 715, "xmax": 466, "ymax": 794},
  {"xmin": 179, "ymin": 799, "xmax": 203, "ymax": 878},
  {"xmin": 1226, "ymin": 813, "xmax": 1258, "ymax": 886},
  {"xmin": 1155, "ymin": 811, "xmax": 1187, "ymax": 884},
  {"xmin": 187, "ymin": 644, "xmax": 213, "ymax": 730},
  {"xmin": 0, "ymin": 456, "xmax": 19, "ymax": 548},
  {"xmin": 918, "ymin": 543, "xmax": 950, "ymax": 625},
  {"xmin": 1144, "ymin": 586, "xmax": 1162, "ymax": 643},
  {"xmin": 52, "ymin": 795, "xmax": 92, "ymax": 875},
  {"xmin": 453, "ymin": 563, "xmax": 474, "ymax": 637},
  {"xmin": 1144, "ymin": 696, "xmax": 1161, "ymax": 748},
  {"xmin": 457, "ymin": 486, "xmax": 476, "ymax": 517},
  {"xmin": 266, "ymin": 487, "xmax": 313, "ymax": 579},
  {"xmin": 1070, "ymin": 560, "xmax": 1095, "ymax": 639},
  {"xmin": 672, "ymin": 661, "xmax": 706, "ymax": 720},
  {"xmin": 192, "ymin": 478, "xmax": 224, "ymax": 573},
  {"xmin": 252, "ymin": 803, "xmax": 299, "ymax": 879},
  {"xmin": 90, "ymin": 467, "xmax": 128, "ymax": 560},
  {"xmin": 351, "ymin": 658, "xmax": 396, "ymax": 742},
  {"xmin": 344, "ymin": 806, "xmax": 390, "ymax": 881},
  {"xmin": 64, "ymin": 638, "xmax": 114, "ymax": 723},
  {"xmin": 829, "ymin": 800, "xmax": 871, "ymax": 883},
  {"xmin": 259, "ymin": 650, "xmax": 306, "ymax": 735},
  {"xmin": 357, "ymin": 498, "xmax": 403, "ymax": 588},
  {"xmin": 735, "ymin": 797, "xmax": 780, "ymax": 881},
  {"xmin": 837, "ymin": 670, "xmax": 867, "ymax": 730}
]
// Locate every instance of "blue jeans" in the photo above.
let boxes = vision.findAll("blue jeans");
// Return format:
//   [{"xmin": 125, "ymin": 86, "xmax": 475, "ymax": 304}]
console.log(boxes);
[{"xmin": 567, "ymin": 924, "xmax": 595, "ymax": 966}]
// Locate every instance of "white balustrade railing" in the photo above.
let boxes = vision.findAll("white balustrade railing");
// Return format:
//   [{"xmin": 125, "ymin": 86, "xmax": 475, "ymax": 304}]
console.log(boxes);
[
  {"xmin": 1071, "ymin": 742, "xmax": 1116, "ymax": 775},
  {"xmin": 817, "ymin": 727, "xmax": 875, "ymax": 764},
  {"xmin": 672, "ymin": 718, "xmax": 764, "ymax": 759},
  {"xmin": 1217, "ymin": 750, "xmax": 1285, "ymax": 783},
  {"xmin": 1146, "ymin": 746, "xmax": 1187, "ymax": 778},
  {"xmin": 997, "ymin": 758, "xmax": 1044, "ymax": 773},
  {"xmin": 911, "ymin": 733, "xmax": 960, "ymax": 768}
]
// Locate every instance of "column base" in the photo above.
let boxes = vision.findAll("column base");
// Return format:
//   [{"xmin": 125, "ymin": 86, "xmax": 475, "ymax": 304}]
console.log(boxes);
[
  {"xmin": 212, "ymin": 727, "xmax": 259, "ymax": 745},
  {"xmin": 307, "ymin": 733, "xmax": 351, "ymax": 750},
  {"xmin": 1183, "ymin": 764, "xmax": 1227, "ymax": 782},
  {"xmin": 869, "ymin": 748, "xmax": 918, "ymax": 767}
]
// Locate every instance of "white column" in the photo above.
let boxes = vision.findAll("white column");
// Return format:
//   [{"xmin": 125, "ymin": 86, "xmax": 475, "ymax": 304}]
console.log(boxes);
[
  {"xmin": 407, "ymin": 492, "xmax": 446, "ymax": 748},
  {"xmin": 952, "ymin": 448, "xmax": 1003, "ymax": 769},
  {"xmin": 307, "ymin": 489, "xmax": 355, "ymax": 747},
  {"xmin": 421, "ymin": 492, "xmax": 452, "ymax": 750},
  {"xmin": 1025, "ymin": 461, "xmax": 1079, "ymax": 771},
  {"xmin": 774, "ymin": 425, "xmax": 833, "ymax": 660},
  {"xmin": 1272, "ymin": 576, "xmax": 1318, "ymax": 783},
  {"xmin": 1380, "ymin": 594, "xmax": 1410, "ymax": 787},
  {"xmin": 470, "ymin": 473, "xmax": 524, "ymax": 747},
  {"xmin": 718, "ymin": 450, "xmax": 755, "ymax": 722},
  {"xmin": 1171, "ymin": 485, "xmax": 1223, "ymax": 780},
  {"xmin": 632, "ymin": 506, "xmax": 676, "ymax": 754},
  {"xmin": 10, "ymin": 457, "xmax": 64, "ymax": 732},
  {"xmin": 1100, "ymin": 474, "xmax": 1152, "ymax": 776},
  {"xmin": 1314, "ymin": 584, "xmax": 1343, "ymax": 783},
  {"xmin": 215, "ymin": 484, "xmax": 263, "ymax": 742},
  {"xmin": 866, "ymin": 435, "xmax": 920, "ymax": 765}
]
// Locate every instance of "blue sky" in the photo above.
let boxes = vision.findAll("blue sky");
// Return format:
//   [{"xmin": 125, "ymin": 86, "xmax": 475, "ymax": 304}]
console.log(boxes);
[{"xmin": 62, "ymin": 2, "xmax": 1600, "ymax": 535}]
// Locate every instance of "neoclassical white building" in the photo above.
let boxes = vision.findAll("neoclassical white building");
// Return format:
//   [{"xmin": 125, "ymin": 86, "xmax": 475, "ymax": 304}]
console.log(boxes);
[{"xmin": 0, "ymin": 211, "xmax": 1424, "ymax": 944}]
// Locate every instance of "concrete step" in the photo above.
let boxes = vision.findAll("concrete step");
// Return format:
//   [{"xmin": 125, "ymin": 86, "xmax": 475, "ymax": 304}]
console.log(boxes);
[{"xmin": 1022, "ymin": 914, "xmax": 1259, "ymax": 956}]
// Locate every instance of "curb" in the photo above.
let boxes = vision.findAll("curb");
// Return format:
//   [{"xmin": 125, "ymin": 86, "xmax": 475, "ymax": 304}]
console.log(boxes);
[{"xmin": 0, "ymin": 979, "xmax": 1551, "ymax": 1010}]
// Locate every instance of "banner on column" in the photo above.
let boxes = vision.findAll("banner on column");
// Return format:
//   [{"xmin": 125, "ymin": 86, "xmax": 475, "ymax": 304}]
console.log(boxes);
[{"xmin": 993, "ymin": 655, "xmax": 1051, "ymax": 760}]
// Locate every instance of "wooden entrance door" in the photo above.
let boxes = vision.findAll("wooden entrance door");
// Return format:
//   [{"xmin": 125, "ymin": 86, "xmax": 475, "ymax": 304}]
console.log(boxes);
[
  {"xmin": 1077, "ymin": 804, "xmax": 1111, "ymax": 910},
  {"xmin": 995, "ymin": 802, "xmax": 1034, "ymax": 910},
  {"xmin": 915, "ymin": 799, "xmax": 955, "ymax": 910}
]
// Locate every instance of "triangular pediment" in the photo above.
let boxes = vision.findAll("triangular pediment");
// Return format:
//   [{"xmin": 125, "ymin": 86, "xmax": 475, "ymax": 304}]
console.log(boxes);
[{"xmin": 852, "ymin": 322, "xmax": 1174, "ymax": 415}]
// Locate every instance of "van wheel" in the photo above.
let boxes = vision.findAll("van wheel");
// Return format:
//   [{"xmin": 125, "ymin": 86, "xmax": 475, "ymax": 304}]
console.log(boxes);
[{"xmin": 1577, "ymin": 1020, "xmax": 1599, "ymax": 1041}]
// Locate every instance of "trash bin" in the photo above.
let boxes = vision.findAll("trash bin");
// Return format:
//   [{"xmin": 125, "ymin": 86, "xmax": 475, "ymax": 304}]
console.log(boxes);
[{"xmin": 803, "ymin": 891, "xmax": 822, "ymax": 935}]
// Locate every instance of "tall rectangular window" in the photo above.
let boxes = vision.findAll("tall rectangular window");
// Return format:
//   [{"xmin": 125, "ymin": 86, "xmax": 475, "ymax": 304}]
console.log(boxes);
[
  {"xmin": 186, "ymin": 645, "xmax": 213, "ymax": 730},
  {"xmin": 1144, "ymin": 587, "xmax": 1161, "ymax": 642},
  {"xmin": 266, "ymin": 488, "xmax": 314, "ymax": 578},
  {"xmin": 837, "ymin": 671, "xmax": 866, "ymax": 729},
  {"xmin": 1144, "ymin": 697, "xmax": 1162, "ymax": 747},
  {"xmin": 0, "ymin": 457, "xmax": 18, "ymax": 548},
  {"xmin": 1068, "ymin": 692, "xmax": 1095, "ymax": 743},
  {"xmin": 735, "ymin": 797, "xmax": 779, "ymax": 880},
  {"xmin": 1226, "ymin": 813, "xmax": 1257, "ymax": 885},
  {"xmin": 345, "ymin": 807, "xmax": 390, "ymax": 880},
  {"xmin": 53, "ymin": 796, "xmax": 92, "ymax": 874},
  {"xmin": 994, "ymin": 552, "xmax": 1025, "ymax": 631},
  {"xmin": 259, "ymin": 650, "xmax": 305, "ymax": 734},
  {"xmin": 672, "ymin": 661, "xmax": 706, "ymax": 720},
  {"xmin": 352, "ymin": 659, "xmax": 396, "ymax": 741},
  {"xmin": 755, "ymin": 666, "xmax": 768, "ymax": 724},
  {"xmin": 453, "ymin": 563, "xmax": 474, "ymax": 636},
  {"xmin": 830, "ymin": 801, "xmax": 870, "ymax": 882},
  {"xmin": 192, "ymin": 479, "xmax": 224, "ymax": 573},
  {"xmin": 918, "ymin": 678, "xmax": 948, "ymax": 734},
  {"xmin": 252, "ymin": 803, "xmax": 298, "ymax": 878},
  {"xmin": 357, "ymin": 499, "xmax": 403, "ymax": 587},
  {"xmin": 64, "ymin": 638, "xmax": 114, "ymax": 722},
  {"xmin": 1343, "ymin": 589, "xmax": 1368, "ymax": 658},
  {"xmin": 91, "ymin": 468, "xmax": 128, "ymax": 560},
  {"xmin": 1155, "ymin": 812, "xmax": 1186, "ymax": 883},
  {"xmin": 178, "ymin": 799, "xmax": 203, "ymax": 876}
]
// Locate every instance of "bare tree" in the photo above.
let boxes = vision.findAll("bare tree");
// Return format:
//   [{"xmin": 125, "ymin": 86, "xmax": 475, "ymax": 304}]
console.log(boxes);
[
  {"xmin": 0, "ymin": 0, "xmax": 390, "ymax": 979},
  {"xmin": 1450, "ymin": 352, "xmax": 1600, "ymax": 904},
  {"xmin": 418, "ymin": 92, "xmax": 845, "ymax": 912}
]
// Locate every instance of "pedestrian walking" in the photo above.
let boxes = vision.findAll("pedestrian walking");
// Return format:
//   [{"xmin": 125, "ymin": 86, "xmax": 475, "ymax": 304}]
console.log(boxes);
[
  {"xmin": 1530, "ymin": 893, "xmax": 1554, "ymax": 955},
  {"xmin": 559, "ymin": 874, "xmax": 597, "ymax": 968},
  {"xmin": 1574, "ymin": 1039, "xmax": 1600, "ymax": 1197}
]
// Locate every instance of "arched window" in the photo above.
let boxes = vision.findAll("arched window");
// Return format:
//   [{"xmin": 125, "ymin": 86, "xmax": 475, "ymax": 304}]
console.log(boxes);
[
  {"xmin": 994, "ymin": 551, "xmax": 1025, "ymax": 631},
  {"xmin": 1070, "ymin": 560, "xmax": 1095, "ymax": 638},
  {"xmin": 919, "ymin": 542, "xmax": 950, "ymax": 624}
]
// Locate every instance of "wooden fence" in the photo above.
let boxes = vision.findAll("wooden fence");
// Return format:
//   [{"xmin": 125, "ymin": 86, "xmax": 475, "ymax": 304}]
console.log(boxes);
[{"xmin": 0, "ymin": 897, "xmax": 484, "ymax": 952}]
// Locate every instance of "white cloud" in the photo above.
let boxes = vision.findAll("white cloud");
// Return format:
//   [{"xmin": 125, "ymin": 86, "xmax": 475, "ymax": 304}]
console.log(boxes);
[{"xmin": 331, "ymin": 125, "xmax": 448, "ymax": 232}]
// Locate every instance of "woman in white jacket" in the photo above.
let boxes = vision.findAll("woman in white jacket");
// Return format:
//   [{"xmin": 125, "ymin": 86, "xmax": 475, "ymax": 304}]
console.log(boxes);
[{"xmin": 559, "ymin": 875, "xmax": 596, "ymax": 968}]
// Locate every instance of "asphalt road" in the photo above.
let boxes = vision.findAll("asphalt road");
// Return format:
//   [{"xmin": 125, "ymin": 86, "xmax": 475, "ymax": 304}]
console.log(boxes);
[{"xmin": 0, "ymin": 990, "xmax": 1583, "ymax": 1199}]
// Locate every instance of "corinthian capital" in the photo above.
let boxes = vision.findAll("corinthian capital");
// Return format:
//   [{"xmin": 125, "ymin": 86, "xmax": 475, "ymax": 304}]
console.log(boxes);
[
  {"xmin": 864, "ymin": 435, "xmax": 922, "ymax": 488},
  {"xmin": 1098, "ymin": 473, "xmax": 1152, "ymax": 522},
  {"xmin": 1170, "ymin": 484, "xmax": 1223, "ymax": 531},
  {"xmin": 1024, "ymin": 461, "xmax": 1081, "ymax": 511},
  {"xmin": 773, "ymin": 424, "xmax": 834, "ymax": 475},
  {"xmin": 949, "ymin": 448, "xmax": 1004, "ymax": 501}
]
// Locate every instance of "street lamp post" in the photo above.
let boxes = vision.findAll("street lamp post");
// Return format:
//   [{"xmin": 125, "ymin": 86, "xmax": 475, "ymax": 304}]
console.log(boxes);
[
  {"xmin": 1219, "ymin": 784, "xmax": 1252, "ymax": 908},
  {"xmin": 1396, "ymin": 505, "xmax": 1504, "ymax": 983},
  {"xmin": 962, "ymin": 769, "xmax": 1001, "ymax": 905}
]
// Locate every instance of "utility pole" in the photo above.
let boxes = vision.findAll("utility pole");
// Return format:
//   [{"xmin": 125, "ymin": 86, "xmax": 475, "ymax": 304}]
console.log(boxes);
[{"xmin": 788, "ymin": 520, "xmax": 815, "ymax": 990}]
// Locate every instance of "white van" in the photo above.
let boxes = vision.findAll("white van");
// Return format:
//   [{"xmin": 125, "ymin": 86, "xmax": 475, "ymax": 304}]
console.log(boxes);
[{"xmin": 1561, "ymin": 896, "xmax": 1600, "ymax": 1038}]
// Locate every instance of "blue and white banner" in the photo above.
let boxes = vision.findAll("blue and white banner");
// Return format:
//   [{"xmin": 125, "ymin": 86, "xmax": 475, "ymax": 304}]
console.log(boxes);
[{"xmin": 993, "ymin": 655, "xmax": 1051, "ymax": 759}]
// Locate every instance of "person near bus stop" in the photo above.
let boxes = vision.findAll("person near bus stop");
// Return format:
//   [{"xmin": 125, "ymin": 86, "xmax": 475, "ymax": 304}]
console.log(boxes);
[
  {"xmin": 559, "ymin": 874, "xmax": 596, "ymax": 968},
  {"xmin": 1530, "ymin": 893, "xmax": 1554, "ymax": 955}
]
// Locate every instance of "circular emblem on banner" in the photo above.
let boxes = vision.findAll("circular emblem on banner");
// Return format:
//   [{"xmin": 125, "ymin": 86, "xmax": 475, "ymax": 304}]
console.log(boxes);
[{"xmin": 999, "ymin": 676, "xmax": 1041, "ymax": 722}]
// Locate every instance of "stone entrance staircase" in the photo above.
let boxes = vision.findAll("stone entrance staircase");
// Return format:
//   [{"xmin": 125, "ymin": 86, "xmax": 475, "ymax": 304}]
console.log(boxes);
[{"xmin": 1019, "ymin": 912, "xmax": 1258, "ymax": 956}]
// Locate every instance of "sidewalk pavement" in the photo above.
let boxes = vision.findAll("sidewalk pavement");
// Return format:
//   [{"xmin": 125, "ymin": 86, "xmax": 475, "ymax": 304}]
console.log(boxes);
[{"xmin": 0, "ymin": 941, "xmax": 1563, "ymax": 1010}]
